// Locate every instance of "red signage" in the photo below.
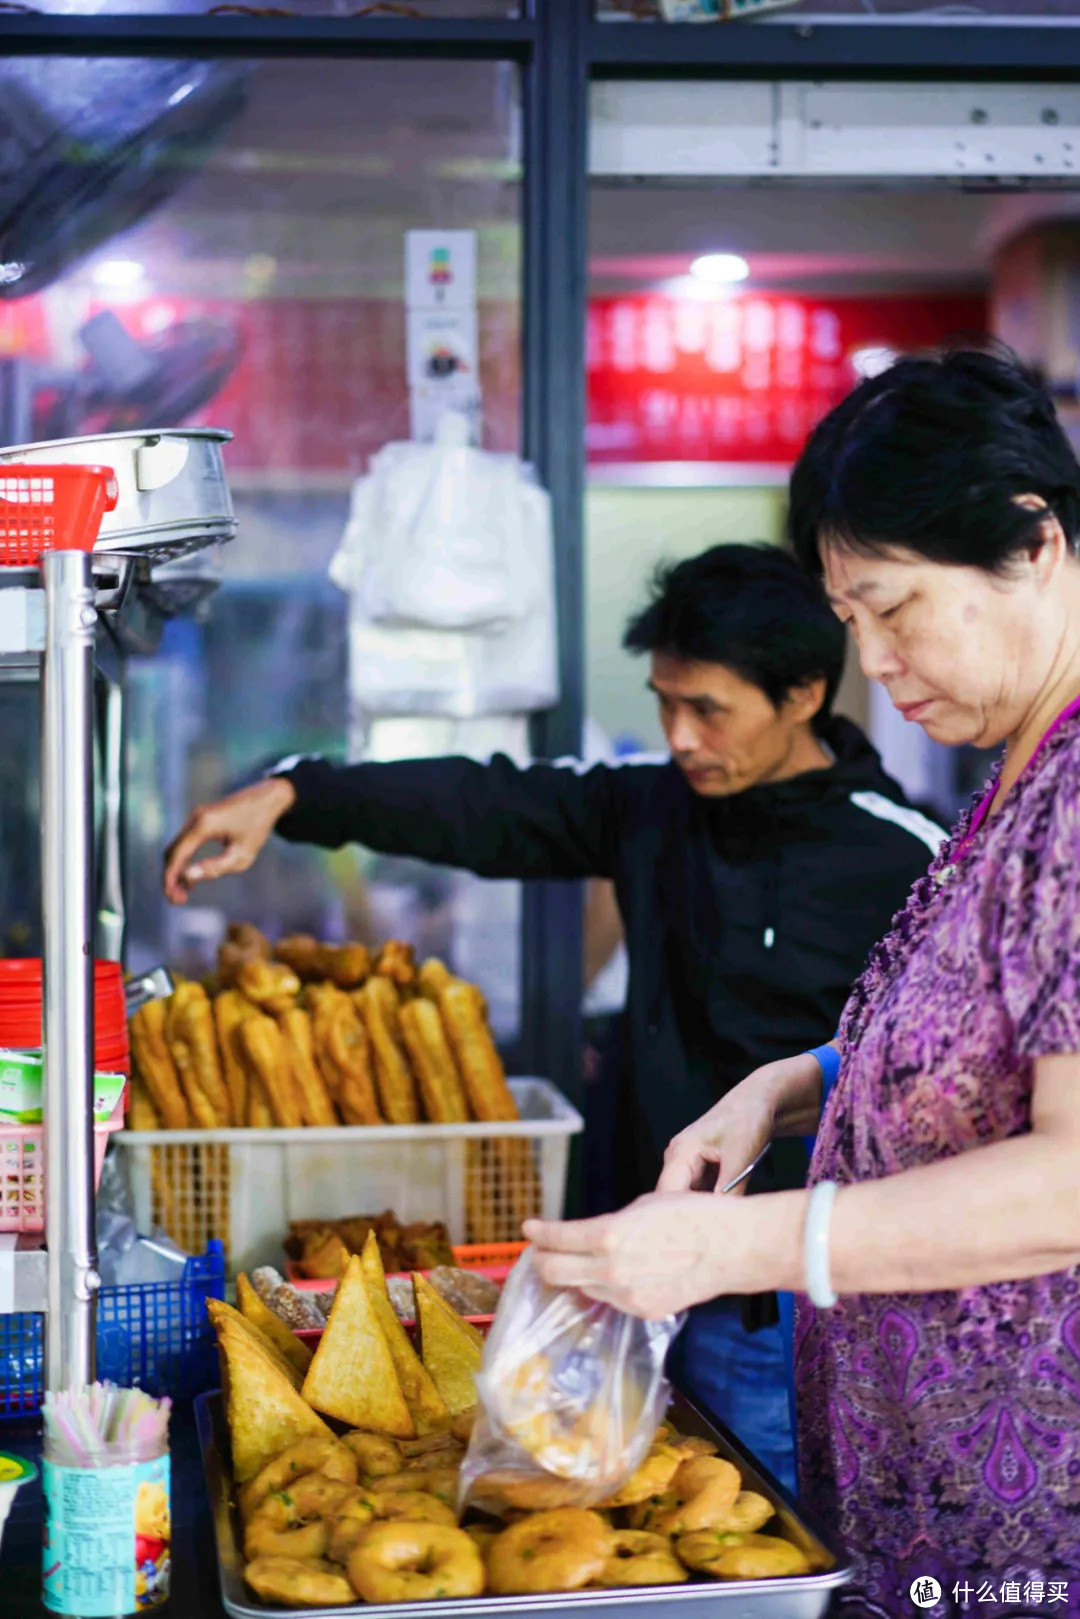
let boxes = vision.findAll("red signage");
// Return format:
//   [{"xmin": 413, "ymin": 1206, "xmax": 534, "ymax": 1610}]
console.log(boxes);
[{"xmin": 587, "ymin": 293, "xmax": 987, "ymax": 468}]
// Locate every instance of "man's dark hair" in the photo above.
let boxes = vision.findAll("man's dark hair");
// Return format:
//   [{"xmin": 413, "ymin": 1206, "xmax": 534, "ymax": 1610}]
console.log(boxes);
[
  {"xmin": 789, "ymin": 346, "xmax": 1080, "ymax": 578},
  {"xmin": 623, "ymin": 542, "xmax": 846, "ymax": 727}
]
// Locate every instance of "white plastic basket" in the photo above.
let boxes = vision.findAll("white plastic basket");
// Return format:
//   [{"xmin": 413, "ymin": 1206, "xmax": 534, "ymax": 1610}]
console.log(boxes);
[{"xmin": 112, "ymin": 1079, "xmax": 581, "ymax": 1277}]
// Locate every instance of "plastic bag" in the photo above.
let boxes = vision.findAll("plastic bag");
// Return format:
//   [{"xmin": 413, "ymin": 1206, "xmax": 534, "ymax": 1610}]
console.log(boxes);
[{"xmin": 460, "ymin": 1248, "xmax": 682, "ymax": 1513}]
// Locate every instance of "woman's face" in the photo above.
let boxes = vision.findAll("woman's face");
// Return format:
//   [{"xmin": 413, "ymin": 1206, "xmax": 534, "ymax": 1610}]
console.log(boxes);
[{"xmin": 821, "ymin": 538, "xmax": 1058, "ymax": 749}]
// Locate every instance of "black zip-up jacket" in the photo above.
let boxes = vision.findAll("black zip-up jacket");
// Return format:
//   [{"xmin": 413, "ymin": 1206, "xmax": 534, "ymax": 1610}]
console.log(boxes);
[{"xmin": 276, "ymin": 717, "xmax": 944, "ymax": 1207}]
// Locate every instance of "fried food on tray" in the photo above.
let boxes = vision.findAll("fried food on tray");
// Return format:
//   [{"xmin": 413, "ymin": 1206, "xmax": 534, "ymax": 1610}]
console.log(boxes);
[
  {"xmin": 399, "ymin": 1222, "xmax": 455, "ymax": 1272},
  {"xmin": 356, "ymin": 977, "xmax": 419, "ymax": 1124},
  {"xmin": 244, "ymin": 1514, "xmax": 332, "ymax": 1562},
  {"xmin": 426, "ymin": 1267, "xmax": 501, "ymax": 1317},
  {"xmin": 244, "ymin": 1554, "xmax": 355, "ymax": 1608},
  {"xmin": 278, "ymin": 1006, "xmax": 338, "ymax": 1127},
  {"xmin": 213, "ymin": 1314, "xmax": 330, "ymax": 1482},
  {"xmin": 239, "ymin": 1437, "xmax": 358, "ymax": 1523},
  {"xmin": 341, "ymin": 1431, "xmax": 403, "ymax": 1481},
  {"xmin": 600, "ymin": 1529, "xmax": 688, "ymax": 1587},
  {"xmin": 239, "ymin": 958, "xmax": 302, "ymax": 1016},
  {"xmin": 366, "ymin": 1276, "xmax": 451, "ymax": 1436},
  {"xmin": 628, "ymin": 1455, "xmax": 742, "ymax": 1536},
  {"xmin": 208, "ymin": 1298, "xmax": 305, "ymax": 1391},
  {"xmin": 358, "ymin": 1229, "xmax": 388, "ymax": 1299},
  {"xmin": 486, "ymin": 1509, "xmax": 612, "ymax": 1596},
  {"xmin": 413, "ymin": 1272, "xmax": 483, "ymax": 1418},
  {"xmin": 301, "ymin": 1255, "xmax": 413, "ymax": 1436},
  {"xmin": 218, "ymin": 923, "xmax": 272, "ymax": 988},
  {"xmin": 129, "ymin": 998, "xmax": 190, "ymax": 1129},
  {"xmin": 374, "ymin": 939, "xmax": 417, "ymax": 990},
  {"xmin": 237, "ymin": 1011, "xmax": 303, "ymax": 1129},
  {"xmin": 347, "ymin": 1522, "xmax": 485, "ymax": 1604},
  {"xmin": 601, "ymin": 1442, "xmax": 684, "ymax": 1508},
  {"xmin": 675, "ymin": 1529, "xmax": 811, "ymax": 1579},
  {"xmin": 325, "ymin": 1495, "xmax": 378, "ymax": 1565},
  {"xmin": 399, "ymin": 998, "xmax": 470, "ymax": 1124},
  {"xmin": 371, "ymin": 1467, "xmax": 458, "ymax": 1508},
  {"xmin": 710, "ymin": 1490, "xmax": 775, "ymax": 1535},
  {"xmin": 273, "ymin": 934, "xmax": 324, "ymax": 982},
  {"xmin": 368, "ymin": 1489, "xmax": 457, "ymax": 1528},
  {"xmin": 236, "ymin": 1272, "xmax": 313, "ymax": 1376},
  {"xmin": 255, "ymin": 1473, "xmax": 358, "ymax": 1531},
  {"xmin": 213, "ymin": 988, "xmax": 253, "ymax": 1125},
  {"xmin": 166, "ymin": 982, "xmax": 232, "ymax": 1127}
]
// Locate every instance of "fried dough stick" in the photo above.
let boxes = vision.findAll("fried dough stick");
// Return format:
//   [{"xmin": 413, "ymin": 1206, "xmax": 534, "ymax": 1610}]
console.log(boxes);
[
  {"xmin": 214, "ymin": 989, "xmax": 252, "ymax": 1124},
  {"xmin": 239, "ymin": 1011, "xmax": 304, "ymax": 1128},
  {"xmin": 129, "ymin": 997, "xmax": 190, "ymax": 1129},
  {"xmin": 166, "ymin": 982, "xmax": 232, "ymax": 1127},
  {"xmin": 355, "ymin": 978, "xmax": 419, "ymax": 1124},
  {"xmin": 278, "ymin": 1006, "xmax": 338, "ymax": 1126},
  {"xmin": 307, "ymin": 984, "xmax": 383, "ymax": 1126},
  {"xmin": 399, "ymin": 998, "xmax": 469, "ymax": 1124}
]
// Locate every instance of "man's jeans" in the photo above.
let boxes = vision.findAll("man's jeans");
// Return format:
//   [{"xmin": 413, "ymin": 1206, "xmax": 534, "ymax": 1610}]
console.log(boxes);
[{"xmin": 670, "ymin": 1296, "xmax": 798, "ymax": 1497}]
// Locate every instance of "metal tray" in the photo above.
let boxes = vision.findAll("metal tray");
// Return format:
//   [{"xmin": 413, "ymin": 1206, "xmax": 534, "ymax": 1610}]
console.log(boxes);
[{"xmin": 195, "ymin": 1391, "xmax": 852, "ymax": 1619}]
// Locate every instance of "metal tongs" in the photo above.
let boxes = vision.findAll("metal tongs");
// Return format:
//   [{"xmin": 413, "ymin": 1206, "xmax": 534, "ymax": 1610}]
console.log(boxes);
[
  {"xmin": 720, "ymin": 1144, "xmax": 770, "ymax": 1195},
  {"xmin": 123, "ymin": 965, "xmax": 175, "ymax": 1017}
]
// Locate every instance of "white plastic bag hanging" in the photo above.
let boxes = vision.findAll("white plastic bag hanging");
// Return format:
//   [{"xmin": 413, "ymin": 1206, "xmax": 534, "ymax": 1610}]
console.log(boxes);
[{"xmin": 333, "ymin": 412, "xmax": 541, "ymax": 632}]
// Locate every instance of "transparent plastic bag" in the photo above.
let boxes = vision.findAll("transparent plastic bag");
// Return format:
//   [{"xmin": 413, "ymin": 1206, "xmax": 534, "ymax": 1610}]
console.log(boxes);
[{"xmin": 460, "ymin": 1248, "xmax": 682, "ymax": 1513}]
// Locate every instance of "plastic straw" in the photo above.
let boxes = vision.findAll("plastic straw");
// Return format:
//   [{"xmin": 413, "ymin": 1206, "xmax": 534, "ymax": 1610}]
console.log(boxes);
[{"xmin": 43, "ymin": 1384, "xmax": 171, "ymax": 1466}]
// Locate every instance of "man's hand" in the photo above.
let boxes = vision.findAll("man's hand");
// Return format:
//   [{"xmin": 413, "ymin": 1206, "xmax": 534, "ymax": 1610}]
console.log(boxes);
[{"xmin": 163, "ymin": 777, "xmax": 296, "ymax": 904}]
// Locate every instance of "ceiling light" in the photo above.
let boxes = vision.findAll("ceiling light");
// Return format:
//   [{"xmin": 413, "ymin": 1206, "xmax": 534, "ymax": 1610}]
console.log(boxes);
[
  {"xmin": 661, "ymin": 275, "xmax": 738, "ymax": 302},
  {"xmin": 167, "ymin": 81, "xmax": 197, "ymax": 108},
  {"xmin": 91, "ymin": 259, "xmax": 146, "ymax": 289},
  {"xmin": 689, "ymin": 253, "xmax": 750, "ymax": 285},
  {"xmin": 850, "ymin": 345, "xmax": 897, "ymax": 380}
]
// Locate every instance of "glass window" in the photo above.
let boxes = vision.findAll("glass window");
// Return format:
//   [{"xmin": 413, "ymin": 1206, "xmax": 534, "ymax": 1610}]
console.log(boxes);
[{"xmin": 0, "ymin": 56, "xmax": 523, "ymax": 1032}]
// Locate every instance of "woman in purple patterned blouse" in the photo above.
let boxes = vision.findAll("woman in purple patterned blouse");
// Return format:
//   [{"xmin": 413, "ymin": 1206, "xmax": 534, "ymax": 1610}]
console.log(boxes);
[{"xmin": 527, "ymin": 350, "xmax": 1080, "ymax": 1614}]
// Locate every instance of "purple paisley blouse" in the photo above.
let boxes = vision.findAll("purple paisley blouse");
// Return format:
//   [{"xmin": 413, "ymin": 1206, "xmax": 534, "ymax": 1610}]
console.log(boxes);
[{"xmin": 795, "ymin": 706, "xmax": 1080, "ymax": 1617}]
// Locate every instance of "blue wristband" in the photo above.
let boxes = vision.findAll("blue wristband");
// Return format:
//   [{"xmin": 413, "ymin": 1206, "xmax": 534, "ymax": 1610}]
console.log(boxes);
[{"xmin": 809, "ymin": 1042, "xmax": 841, "ymax": 1109}]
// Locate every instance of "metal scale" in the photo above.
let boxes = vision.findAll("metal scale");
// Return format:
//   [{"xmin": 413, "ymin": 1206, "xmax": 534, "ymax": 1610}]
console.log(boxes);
[{"xmin": 0, "ymin": 428, "xmax": 235, "ymax": 1390}]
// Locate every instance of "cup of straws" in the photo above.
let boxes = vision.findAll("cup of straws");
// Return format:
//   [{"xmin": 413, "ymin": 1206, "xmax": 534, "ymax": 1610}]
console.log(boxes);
[{"xmin": 42, "ymin": 1384, "xmax": 172, "ymax": 1617}]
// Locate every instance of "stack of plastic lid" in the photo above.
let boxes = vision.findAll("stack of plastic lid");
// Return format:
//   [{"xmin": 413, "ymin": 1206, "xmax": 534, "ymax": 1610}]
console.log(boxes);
[{"xmin": 0, "ymin": 960, "xmax": 129, "ymax": 1074}]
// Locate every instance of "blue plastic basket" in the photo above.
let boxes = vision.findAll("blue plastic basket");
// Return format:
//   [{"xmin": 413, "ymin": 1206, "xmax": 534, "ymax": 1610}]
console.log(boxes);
[{"xmin": 0, "ymin": 1239, "xmax": 225, "ymax": 1416}]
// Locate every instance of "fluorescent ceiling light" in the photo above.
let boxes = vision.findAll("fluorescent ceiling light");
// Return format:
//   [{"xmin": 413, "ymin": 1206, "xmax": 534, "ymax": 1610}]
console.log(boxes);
[
  {"xmin": 689, "ymin": 253, "xmax": 750, "ymax": 285},
  {"xmin": 661, "ymin": 275, "xmax": 737, "ymax": 302},
  {"xmin": 92, "ymin": 259, "xmax": 146, "ymax": 289}
]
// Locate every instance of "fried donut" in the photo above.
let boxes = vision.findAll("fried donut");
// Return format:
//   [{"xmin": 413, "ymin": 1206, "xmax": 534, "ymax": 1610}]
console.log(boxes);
[
  {"xmin": 472, "ymin": 1469, "xmax": 590, "ymax": 1512},
  {"xmin": 244, "ymin": 1516, "xmax": 331, "ymax": 1562},
  {"xmin": 372, "ymin": 1468, "xmax": 459, "ymax": 1507},
  {"xmin": 400, "ymin": 1434, "xmax": 465, "ymax": 1465},
  {"xmin": 711, "ymin": 1491, "xmax": 775, "ymax": 1535},
  {"xmin": 487, "ymin": 1509, "xmax": 612, "ymax": 1596},
  {"xmin": 676, "ymin": 1529, "xmax": 811, "ymax": 1579},
  {"xmin": 244, "ymin": 1554, "xmax": 354, "ymax": 1608},
  {"xmin": 325, "ymin": 1495, "xmax": 378, "ymax": 1565},
  {"xmin": 464, "ymin": 1523, "xmax": 500, "ymax": 1559},
  {"xmin": 347, "ymin": 1522, "xmax": 484, "ymax": 1603},
  {"xmin": 628, "ymin": 1456, "xmax": 741, "ymax": 1536},
  {"xmin": 598, "ymin": 1530, "xmax": 689, "ymax": 1588},
  {"xmin": 256, "ymin": 1475, "xmax": 357, "ymax": 1531},
  {"xmin": 371, "ymin": 1489, "xmax": 457, "ymax": 1527},
  {"xmin": 602, "ymin": 1443, "xmax": 684, "ymax": 1508},
  {"xmin": 342, "ymin": 1431, "xmax": 403, "ymax": 1479},
  {"xmin": 672, "ymin": 1435, "xmax": 718, "ymax": 1458},
  {"xmin": 239, "ymin": 1438, "xmax": 359, "ymax": 1522}
]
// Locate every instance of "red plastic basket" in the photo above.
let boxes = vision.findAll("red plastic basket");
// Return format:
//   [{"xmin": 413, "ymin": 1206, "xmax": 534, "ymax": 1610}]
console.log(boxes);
[{"xmin": 0, "ymin": 464, "xmax": 118, "ymax": 565}]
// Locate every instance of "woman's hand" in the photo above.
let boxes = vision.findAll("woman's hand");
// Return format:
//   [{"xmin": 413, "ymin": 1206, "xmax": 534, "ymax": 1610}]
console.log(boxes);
[
  {"xmin": 657, "ymin": 1052, "xmax": 823, "ymax": 1195},
  {"xmin": 163, "ymin": 777, "xmax": 296, "ymax": 903},
  {"xmin": 523, "ymin": 1190, "xmax": 804, "ymax": 1319}
]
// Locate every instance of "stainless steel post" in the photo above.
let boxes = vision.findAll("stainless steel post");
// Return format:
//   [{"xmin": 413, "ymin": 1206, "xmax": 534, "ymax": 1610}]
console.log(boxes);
[
  {"xmin": 96, "ymin": 670, "xmax": 125, "ymax": 961},
  {"xmin": 42, "ymin": 548, "xmax": 99, "ymax": 1392}
]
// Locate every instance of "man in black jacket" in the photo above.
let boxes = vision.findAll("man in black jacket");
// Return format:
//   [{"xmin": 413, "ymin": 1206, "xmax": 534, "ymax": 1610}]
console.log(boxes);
[{"xmin": 163, "ymin": 543, "xmax": 944, "ymax": 1484}]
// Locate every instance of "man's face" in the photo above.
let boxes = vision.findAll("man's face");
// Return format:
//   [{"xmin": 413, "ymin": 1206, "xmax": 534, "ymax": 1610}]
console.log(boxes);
[{"xmin": 650, "ymin": 653, "xmax": 817, "ymax": 797}]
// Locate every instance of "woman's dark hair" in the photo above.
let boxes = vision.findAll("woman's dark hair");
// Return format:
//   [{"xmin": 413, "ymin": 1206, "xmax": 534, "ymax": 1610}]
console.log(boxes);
[
  {"xmin": 788, "ymin": 347, "xmax": 1080, "ymax": 577},
  {"xmin": 623, "ymin": 542, "xmax": 845, "ymax": 726}
]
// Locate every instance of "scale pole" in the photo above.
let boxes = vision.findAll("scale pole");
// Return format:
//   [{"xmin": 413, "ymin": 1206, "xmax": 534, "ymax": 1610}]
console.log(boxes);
[{"xmin": 42, "ymin": 548, "xmax": 99, "ymax": 1392}]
